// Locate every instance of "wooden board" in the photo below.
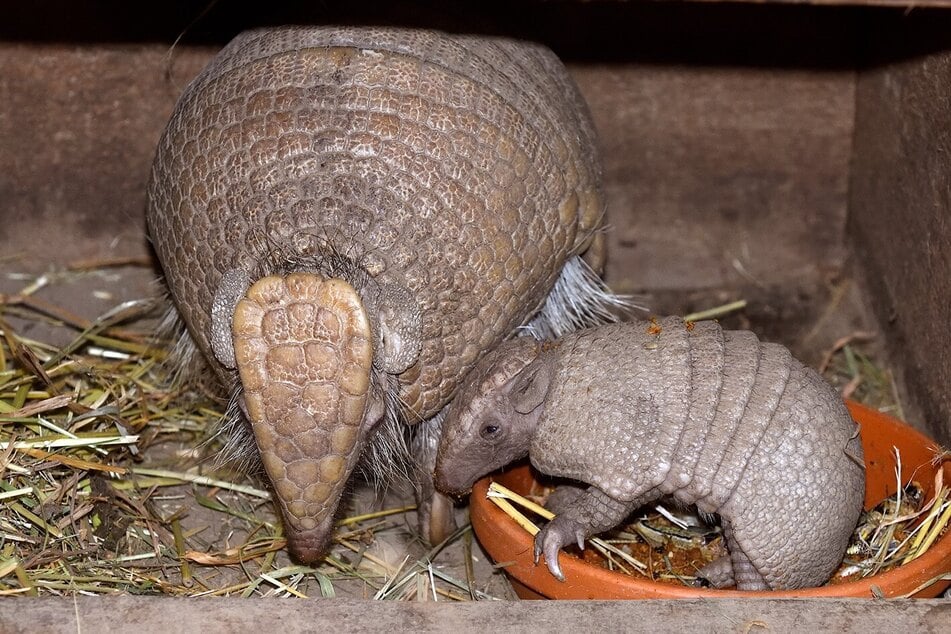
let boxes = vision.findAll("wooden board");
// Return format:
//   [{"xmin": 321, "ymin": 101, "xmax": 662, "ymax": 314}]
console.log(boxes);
[
  {"xmin": 575, "ymin": 64, "xmax": 854, "ymax": 294},
  {"xmin": 1, "ymin": 596, "xmax": 949, "ymax": 633},
  {"xmin": 849, "ymin": 13, "xmax": 951, "ymax": 444}
]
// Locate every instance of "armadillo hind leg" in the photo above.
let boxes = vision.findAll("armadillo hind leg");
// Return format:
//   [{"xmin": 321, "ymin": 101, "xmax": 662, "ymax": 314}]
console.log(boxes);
[
  {"xmin": 716, "ymin": 365, "xmax": 865, "ymax": 590},
  {"xmin": 695, "ymin": 554, "xmax": 735, "ymax": 589},
  {"xmin": 232, "ymin": 273, "xmax": 378, "ymax": 562},
  {"xmin": 698, "ymin": 519, "xmax": 769, "ymax": 591}
]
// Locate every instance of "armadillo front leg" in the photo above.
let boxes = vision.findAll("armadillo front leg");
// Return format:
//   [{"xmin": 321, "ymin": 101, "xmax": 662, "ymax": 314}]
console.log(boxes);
[
  {"xmin": 409, "ymin": 409, "xmax": 458, "ymax": 545},
  {"xmin": 544, "ymin": 482, "xmax": 588, "ymax": 515},
  {"xmin": 534, "ymin": 486, "xmax": 641, "ymax": 581}
]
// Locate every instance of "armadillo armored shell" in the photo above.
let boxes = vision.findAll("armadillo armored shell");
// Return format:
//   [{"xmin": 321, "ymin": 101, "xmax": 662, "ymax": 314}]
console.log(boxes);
[{"xmin": 146, "ymin": 26, "xmax": 606, "ymax": 418}]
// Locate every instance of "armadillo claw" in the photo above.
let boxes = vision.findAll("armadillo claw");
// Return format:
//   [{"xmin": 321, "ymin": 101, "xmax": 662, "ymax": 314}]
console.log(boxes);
[
  {"xmin": 533, "ymin": 530, "xmax": 565, "ymax": 582},
  {"xmin": 534, "ymin": 517, "xmax": 588, "ymax": 582}
]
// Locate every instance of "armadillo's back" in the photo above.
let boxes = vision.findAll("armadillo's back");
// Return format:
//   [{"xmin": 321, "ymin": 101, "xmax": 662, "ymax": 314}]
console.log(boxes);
[{"xmin": 147, "ymin": 26, "xmax": 605, "ymax": 417}]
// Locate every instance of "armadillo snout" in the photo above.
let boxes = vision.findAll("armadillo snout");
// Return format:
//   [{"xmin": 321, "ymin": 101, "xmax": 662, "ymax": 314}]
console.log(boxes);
[{"xmin": 433, "ymin": 448, "xmax": 471, "ymax": 498}]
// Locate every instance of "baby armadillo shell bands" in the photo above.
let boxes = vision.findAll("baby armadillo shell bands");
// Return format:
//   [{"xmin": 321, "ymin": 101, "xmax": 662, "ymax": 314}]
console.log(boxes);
[{"xmin": 469, "ymin": 401, "xmax": 951, "ymax": 599}]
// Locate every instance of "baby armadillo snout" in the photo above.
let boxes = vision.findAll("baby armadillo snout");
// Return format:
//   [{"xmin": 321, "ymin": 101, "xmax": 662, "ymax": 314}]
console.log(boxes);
[
  {"xmin": 433, "ymin": 426, "xmax": 489, "ymax": 498},
  {"xmin": 433, "ymin": 448, "xmax": 471, "ymax": 498},
  {"xmin": 433, "ymin": 474, "xmax": 476, "ymax": 499}
]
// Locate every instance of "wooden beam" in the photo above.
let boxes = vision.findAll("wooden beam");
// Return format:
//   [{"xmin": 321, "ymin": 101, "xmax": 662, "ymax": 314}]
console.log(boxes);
[{"xmin": 1, "ymin": 597, "xmax": 949, "ymax": 633}]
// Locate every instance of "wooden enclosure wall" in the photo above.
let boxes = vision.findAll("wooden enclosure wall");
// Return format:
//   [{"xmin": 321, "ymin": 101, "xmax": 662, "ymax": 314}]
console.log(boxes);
[
  {"xmin": 850, "ymin": 12, "xmax": 951, "ymax": 443},
  {"xmin": 0, "ymin": 45, "xmax": 210, "ymax": 265},
  {"xmin": 0, "ymin": 1, "xmax": 858, "ymax": 285},
  {"xmin": 0, "ymin": 2, "xmax": 948, "ymax": 442}
]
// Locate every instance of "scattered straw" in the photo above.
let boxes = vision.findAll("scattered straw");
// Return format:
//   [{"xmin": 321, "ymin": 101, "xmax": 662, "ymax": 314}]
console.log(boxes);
[
  {"xmin": 0, "ymin": 269, "xmax": 498, "ymax": 600},
  {"xmin": 682, "ymin": 300, "xmax": 747, "ymax": 324},
  {"xmin": 1, "ymin": 269, "xmax": 941, "ymax": 598},
  {"xmin": 835, "ymin": 449, "xmax": 950, "ymax": 580},
  {"xmin": 487, "ymin": 482, "xmax": 658, "ymax": 577}
]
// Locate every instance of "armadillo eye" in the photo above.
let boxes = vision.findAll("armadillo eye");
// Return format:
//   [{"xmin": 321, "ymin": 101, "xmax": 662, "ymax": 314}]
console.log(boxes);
[{"xmin": 480, "ymin": 424, "xmax": 500, "ymax": 439}]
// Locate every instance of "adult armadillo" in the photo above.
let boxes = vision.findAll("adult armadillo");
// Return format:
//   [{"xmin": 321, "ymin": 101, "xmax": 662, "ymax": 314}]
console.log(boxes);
[
  {"xmin": 147, "ymin": 26, "xmax": 623, "ymax": 563},
  {"xmin": 435, "ymin": 317, "xmax": 866, "ymax": 590}
]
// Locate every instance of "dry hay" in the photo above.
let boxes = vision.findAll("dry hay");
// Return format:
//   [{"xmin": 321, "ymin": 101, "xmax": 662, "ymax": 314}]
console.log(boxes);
[
  {"xmin": 1, "ymin": 277, "xmax": 944, "ymax": 598},
  {"xmin": 0, "ymin": 268, "xmax": 493, "ymax": 599}
]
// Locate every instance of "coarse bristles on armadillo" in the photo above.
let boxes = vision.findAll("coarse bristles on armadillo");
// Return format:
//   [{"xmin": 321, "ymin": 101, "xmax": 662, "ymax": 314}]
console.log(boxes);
[
  {"xmin": 523, "ymin": 256, "xmax": 641, "ymax": 340},
  {"xmin": 356, "ymin": 371, "xmax": 415, "ymax": 489},
  {"xmin": 155, "ymin": 302, "xmax": 265, "ymax": 473},
  {"xmin": 157, "ymin": 254, "xmax": 633, "ymax": 493},
  {"xmin": 155, "ymin": 300, "xmax": 216, "ymax": 392},
  {"xmin": 406, "ymin": 406, "xmax": 448, "ymax": 497},
  {"xmin": 156, "ymin": 307, "xmax": 261, "ymax": 474},
  {"xmin": 154, "ymin": 288, "xmax": 206, "ymax": 386}
]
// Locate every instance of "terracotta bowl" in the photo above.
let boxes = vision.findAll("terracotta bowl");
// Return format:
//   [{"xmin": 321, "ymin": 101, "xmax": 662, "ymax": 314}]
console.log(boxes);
[{"xmin": 469, "ymin": 401, "xmax": 951, "ymax": 599}]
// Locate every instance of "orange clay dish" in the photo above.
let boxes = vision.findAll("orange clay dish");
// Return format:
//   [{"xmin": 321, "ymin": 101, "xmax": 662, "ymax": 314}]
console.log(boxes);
[{"xmin": 469, "ymin": 401, "xmax": 951, "ymax": 599}]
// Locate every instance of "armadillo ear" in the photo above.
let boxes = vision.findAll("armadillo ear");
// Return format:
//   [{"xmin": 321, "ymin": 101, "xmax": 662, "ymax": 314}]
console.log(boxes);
[
  {"xmin": 509, "ymin": 360, "xmax": 552, "ymax": 414},
  {"xmin": 211, "ymin": 268, "xmax": 250, "ymax": 368},
  {"xmin": 375, "ymin": 281, "xmax": 422, "ymax": 375}
]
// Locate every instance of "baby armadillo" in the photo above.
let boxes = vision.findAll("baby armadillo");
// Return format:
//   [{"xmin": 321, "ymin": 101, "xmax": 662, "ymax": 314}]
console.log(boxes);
[
  {"xmin": 435, "ymin": 317, "xmax": 866, "ymax": 590},
  {"xmin": 147, "ymin": 26, "xmax": 621, "ymax": 563}
]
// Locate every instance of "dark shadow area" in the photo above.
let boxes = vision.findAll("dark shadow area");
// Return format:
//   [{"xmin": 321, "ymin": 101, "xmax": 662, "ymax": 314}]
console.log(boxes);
[
  {"xmin": 854, "ymin": 7, "xmax": 951, "ymax": 67},
  {"xmin": 0, "ymin": 0, "xmax": 895, "ymax": 70},
  {"xmin": 4, "ymin": 2, "xmax": 949, "ymax": 69},
  {"xmin": 3, "ymin": 2, "xmax": 950, "ymax": 68}
]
